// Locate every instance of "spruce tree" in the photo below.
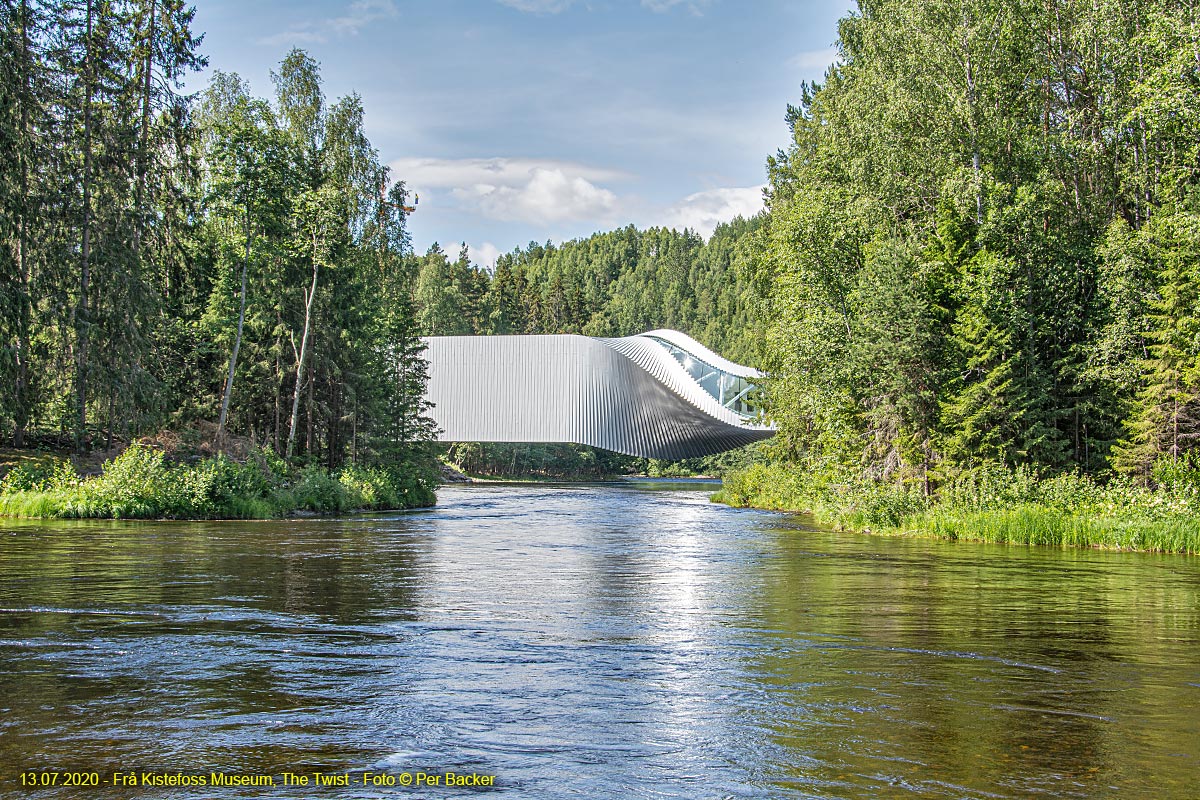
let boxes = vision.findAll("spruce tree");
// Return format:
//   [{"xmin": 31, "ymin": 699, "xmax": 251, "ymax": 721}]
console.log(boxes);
[{"xmin": 1113, "ymin": 211, "xmax": 1200, "ymax": 476}]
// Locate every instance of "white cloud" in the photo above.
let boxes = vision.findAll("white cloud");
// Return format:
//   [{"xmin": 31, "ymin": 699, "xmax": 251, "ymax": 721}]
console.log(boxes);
[
  {"xmin": 660, "ymin": 185, "xmax": 764, "ymax": 238},
  {"xmin": 258, "ymin": 0, "xmax": 398, "ymax": 46},
  {"xmin": 641, "ymin": 0, "xmax": 714, "ymax": 13},
  {"xmin": 258, "ymin": 29, "xmax": 326, "ymax": 47},
  {"xmin": 468, "ymin": 241, "xmax": 503, "ymax": 271},
  {"xmin": 331, "ymin": 0, "xmax": 399, "ymax": 34},
  {"xmin": 391, "ymin": 157, "xmax": 622, "ymax": 188},
  {"xmin": 390, "ymin": 158, "xmax": 761, "ymax": 237},
  {"xmin": 496, "ymin": 0, "xmax": 575, "ymax": 12},
  {"xmin": 499, "ymin": 0, "xmax": 713, "ymax": 14},
  {"xmin": 469, "ymin": 168, "xmax": 618, "ymax": 224},
  {"xmin": 390, "ymin": 157, "xmax": 623, "ymax": 225}
]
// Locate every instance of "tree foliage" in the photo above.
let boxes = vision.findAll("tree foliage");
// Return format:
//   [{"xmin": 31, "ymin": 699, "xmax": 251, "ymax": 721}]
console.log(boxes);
[
  {"xmin": 0, "ymin": 9, "xmax": 434, "ymax": 476},
  {"xmin": 754, "ymin": 0, "xmax": 1200, "ymax": 486}
]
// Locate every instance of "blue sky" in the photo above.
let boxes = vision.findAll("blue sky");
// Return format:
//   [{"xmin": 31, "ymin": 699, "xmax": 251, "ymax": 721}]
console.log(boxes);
[{"xmin": 189, "ymin": 0, "xmax": 853, "ymax": 267}]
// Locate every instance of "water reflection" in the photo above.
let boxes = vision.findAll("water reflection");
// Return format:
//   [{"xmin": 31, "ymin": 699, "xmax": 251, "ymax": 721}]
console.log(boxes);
[
  {"xmin": 1, "ymin": 488, "xmax": 1198, "ymax": 798},
  {"xmin": 0, "ymin": 516, "xmax": 434, "ymax": 779},
  {"xmin": 748, "ymin": 519, "xmax": 1200, "ymax": 798}
]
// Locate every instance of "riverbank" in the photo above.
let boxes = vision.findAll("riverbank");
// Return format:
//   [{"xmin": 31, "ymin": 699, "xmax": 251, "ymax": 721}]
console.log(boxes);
[
  {"xmin": 0, "ymin": 444, "xmax": 436, "ymax": 520},
  {"xmin": 714, "ymin": 462, "xmax": 1200, "ymax": 554}
]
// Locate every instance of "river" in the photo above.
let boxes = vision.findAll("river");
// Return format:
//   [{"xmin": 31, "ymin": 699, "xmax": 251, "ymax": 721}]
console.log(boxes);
[{"xmin": 1, "ymin": 482, "xmax": 1198, "ymax": 798}]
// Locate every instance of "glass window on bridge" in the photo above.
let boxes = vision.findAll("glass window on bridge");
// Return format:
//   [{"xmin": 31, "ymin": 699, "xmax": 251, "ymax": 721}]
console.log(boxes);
[{"xmin": 646, "ymin": 337, "xmax": 762, "ymax": 419}]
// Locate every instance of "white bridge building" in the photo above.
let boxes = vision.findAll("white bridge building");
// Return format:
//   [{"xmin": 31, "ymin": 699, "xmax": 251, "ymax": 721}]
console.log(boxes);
[{"xmin": 422, "ymin": 330, "xmax": 775, "ymax": 460}]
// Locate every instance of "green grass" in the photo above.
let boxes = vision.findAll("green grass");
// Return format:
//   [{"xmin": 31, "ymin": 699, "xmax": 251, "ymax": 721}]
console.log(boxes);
[
  {"xmin": 915, "ymin": 506, "xmax": 1200, "ymax": 553},
  {"xmin": 0, "ymin": 491, "xmax": 69, "ymax": 518},
  {"xmin": 0, "ymin": 443, "xmax": 437, "ymax": 520},
  {"xmin": 715, "ymin": 461, "xmax": 1200, "ymax": 554}
]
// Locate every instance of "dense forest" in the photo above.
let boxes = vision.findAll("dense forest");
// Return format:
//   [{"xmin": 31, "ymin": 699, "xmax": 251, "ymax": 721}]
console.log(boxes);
[
  {"xmin": 713, "ymin": 0, "xmax": 1200, "ymax": 552},
  {"xmin": 0, "ymin": 1, "xmax": 431, "ymax": 475},
  {"xmin": 756, "ymin": 0, "xmax": 1200, "ymax": 486},
  {"xmin": 410, "ymin": 217, "xmax": 758, "ymax": 362}
]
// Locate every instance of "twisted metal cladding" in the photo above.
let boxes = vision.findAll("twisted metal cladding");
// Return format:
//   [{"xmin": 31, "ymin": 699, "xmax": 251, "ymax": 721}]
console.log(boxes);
[{"xmin": 422, "ymin": 331, "xmax": 774, "ymax": 460}]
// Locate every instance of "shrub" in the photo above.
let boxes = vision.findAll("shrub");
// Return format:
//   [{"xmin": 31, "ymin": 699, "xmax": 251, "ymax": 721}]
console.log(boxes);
[
  {"xmin": 0, "ymin": 457, "xmax": 77, "ymax": 494},
  {"xmin": 1, "ymin": 443, "xmax": 438, "ymax": 519},
  {"xmin": 384, "ymin": 463, "xmax": 437, "ymax": 509},
  {"xmin": 166, "ymin": 455, "xmax": 277, "ymax": 518},
  {"xmin": 79, "ymin": 444, "xmax": 173, "ymax": 518},
  {"xmin": 714, "ymin": 462, "xmax": 800, "ymax": 509},
  {"xmin": 334, "ymin": 463, "xmax": 437, "ymax": 510},
  {"xmin": 338, "ymin": 464, "xmax": 395, "ymax": 509},
  {"xmin": 292, "ymin": 465, "xmax": 351, "ymax": 513},
  {"xmin": 935, "ymin": 462, "xmax": 1040, "ymax": 511},
  {"xmin": 1152, "ymin": 454, "xmax": 1200, "ymax": 494},
  {"xmin": 847, "ymin": 482, "xmax": 929, "ymax": 528}
]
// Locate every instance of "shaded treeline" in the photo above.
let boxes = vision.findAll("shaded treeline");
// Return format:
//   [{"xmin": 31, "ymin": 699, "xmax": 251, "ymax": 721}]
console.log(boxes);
[
  {"xmin": 412, "ymin": 216, "xmax": 761, "ymax": 361},
  {"xmin": 755, "ymin": 0, "xmax": 1200, "ymax": 487},
  {"xmin": 0, "ymin": 1, "xmax": 431, "ymax": 470}
]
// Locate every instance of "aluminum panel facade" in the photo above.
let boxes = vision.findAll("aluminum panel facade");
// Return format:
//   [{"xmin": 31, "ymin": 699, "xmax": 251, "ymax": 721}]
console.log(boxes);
[{"xmin": 422, "ymin": 331, "xmax": 775, "ymax": 460}]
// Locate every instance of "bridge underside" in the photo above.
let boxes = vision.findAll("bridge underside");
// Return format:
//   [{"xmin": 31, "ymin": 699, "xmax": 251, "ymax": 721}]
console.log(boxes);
[{"xmin": 422, "ymin": 331, "xmax": 774, "ymax": 461}]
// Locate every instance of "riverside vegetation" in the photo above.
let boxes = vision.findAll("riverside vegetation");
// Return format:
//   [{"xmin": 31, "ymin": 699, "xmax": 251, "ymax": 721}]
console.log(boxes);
[
  {"xmin": 714, "ymin": 460, "xmax": 1200, "ymax": 554},
  {"xmin": 0, "ymin": 444, "xmax": 435, "ymax": 519}
]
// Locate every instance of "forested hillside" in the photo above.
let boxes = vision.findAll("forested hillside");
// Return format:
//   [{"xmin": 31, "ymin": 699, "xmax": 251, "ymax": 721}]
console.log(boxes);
[{"xmin": 410, "ymin": 217, "xmax": 761, "ymax": 361}]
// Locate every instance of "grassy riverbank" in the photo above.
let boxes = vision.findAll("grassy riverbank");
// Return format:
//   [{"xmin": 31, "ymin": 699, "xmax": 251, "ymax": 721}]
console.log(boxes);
[
  {"xmin": 0, "ymin": 444, "xmax": 436, "ymax": 519},
  {"xmin": 714, "ymin": 462, "xmax": 1200, "ymax": 554}
]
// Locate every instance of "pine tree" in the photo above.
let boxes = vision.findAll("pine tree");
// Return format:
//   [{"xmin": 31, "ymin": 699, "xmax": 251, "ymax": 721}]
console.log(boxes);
[
  {"xmin": 0, "ymin": 1, "xmax": 22, "ymax": 438},
  {"xmin": 850, "ymin": 239, "xmax": 943, "ymax": 487},
  {"xmin": 371, "ymin": 180, "xmax": 435, "ymax": 462}
]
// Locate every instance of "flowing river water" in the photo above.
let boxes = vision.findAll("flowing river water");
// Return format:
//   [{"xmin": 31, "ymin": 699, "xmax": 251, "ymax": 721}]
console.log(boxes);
[{"xmin": 1, "ymin": 482, "xmax": 1198, "ymax": 798}]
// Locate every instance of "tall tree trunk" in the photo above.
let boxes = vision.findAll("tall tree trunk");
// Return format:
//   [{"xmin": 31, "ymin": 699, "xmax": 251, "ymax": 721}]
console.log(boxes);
[
  {"xmin": 327, "ymin": 380, "xmax": 338, "ymax": 469},
  {"xmin": 286, "ymin": 259, "xmax": 319, "ymax": 459},
  {"xmin": 216, "ymin": 204, "xmax": 251, "ymax": 446},
  {"xmin": 105, "ymin": 386, "xmax": 115, "ymax": 452},
  {"xmin": 76, "ymin": 0, "xmax": 96, "ymax": 451},
  {"xmin": 133, "ymin": 0, "xmax": 156, "ymax": 260},
  {"xmin": 273, "ymin": 338, "xmax": 281, "ymax": 452},
  {"xmin": 305, "ymin": 364, "xmax": 314, "ymax": 455},
  {"xmin": 13, "ymin": 0, "xmax": 32, "ymax": 447}
]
